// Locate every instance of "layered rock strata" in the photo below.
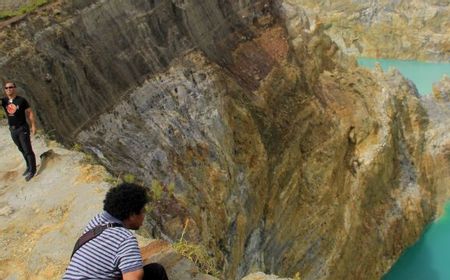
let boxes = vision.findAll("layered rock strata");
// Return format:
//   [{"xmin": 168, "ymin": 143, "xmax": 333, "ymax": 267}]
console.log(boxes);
[
  {"xmin": 0, "ymin": 0, "xmax": 270, "ymax": 142},
  {"xmin": 289, "ymin": 0, "xmax": 450, "ymax": 61},
  {"xmin": 0, "ymin": 0, "xmax": 447, "ymax": 280}
]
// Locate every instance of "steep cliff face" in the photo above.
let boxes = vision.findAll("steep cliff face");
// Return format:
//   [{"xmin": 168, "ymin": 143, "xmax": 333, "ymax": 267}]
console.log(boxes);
[
  {"xmin": 72, "ymin": 2, "xmax": 435, "ymax": 279},
  {"xmin": 0, "ymin": 0, "xmax": 268, "ymax": 142},
  {"xmin": 288, "ymin": 0, "xmax": 450, "ymax": 61},
  {"xmin": 422, "ymin": 76, "xmax": 450, "ymax": 215},
  {"xmin": 0, "ymin": 0, "xmax": 447, "ymax": 280}
]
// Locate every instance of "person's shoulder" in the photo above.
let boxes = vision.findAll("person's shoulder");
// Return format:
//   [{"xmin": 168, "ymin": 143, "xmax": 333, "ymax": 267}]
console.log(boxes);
[
  {"xmin": 109, "ymin": 226, "xmax": 134, "ymax": 236},
  {"xmin": 18, "ymin": 96, "xmax": 30, "ymax": 103},
  {"xmin": 14, "ymin": 96, "xmax": 27, "ymax": 104},
  {"xmin": 104, "ymin": 227, "xmax": 135, "ymax": 242},
  {"xmin": 16, "ymin": 95, "xmax": 30, "ymax": 103},
  {"xmin": 83, "ymin": 212, "xmax": 107, "ymax": 232}
]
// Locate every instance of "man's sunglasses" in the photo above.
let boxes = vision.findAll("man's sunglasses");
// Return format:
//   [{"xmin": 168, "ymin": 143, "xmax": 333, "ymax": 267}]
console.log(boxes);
[{"xmin": 4, "ymin": 86, "xmax": 15, "ymax": 89}]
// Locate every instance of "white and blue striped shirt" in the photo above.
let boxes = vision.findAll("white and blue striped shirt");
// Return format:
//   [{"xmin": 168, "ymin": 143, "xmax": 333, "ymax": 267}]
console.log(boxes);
[{"xmin": 63, "ymin": 211, "xmax": 143, "ymax": 279}]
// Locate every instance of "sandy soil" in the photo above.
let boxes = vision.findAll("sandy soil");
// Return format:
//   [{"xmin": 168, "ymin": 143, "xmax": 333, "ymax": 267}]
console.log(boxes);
[{"xmin": 0, "ymin": 125, "xmax": 110, "ymax": 279}]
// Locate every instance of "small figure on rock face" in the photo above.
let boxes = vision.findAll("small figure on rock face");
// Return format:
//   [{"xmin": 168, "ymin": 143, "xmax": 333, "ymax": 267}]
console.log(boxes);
[
  {"xmin": 64, "ymin": 183, "xmax": 169, "ymax": 280},
  {"xmin": 1, "ymin": 81, "xmax": 37, "ymax": 181}
]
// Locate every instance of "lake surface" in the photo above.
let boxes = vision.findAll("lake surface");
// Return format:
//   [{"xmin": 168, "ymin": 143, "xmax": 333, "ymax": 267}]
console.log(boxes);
[
  {"xmin": 383, "ymin": 204, "xmax": 450, "ymax": 280},
  {"xmin": 357, "ymin": 58, "xmax": 450, "ymax": 96},
  {"xmin": 358, "ymin": 58, "xmax": 450, "ymax": 279}
]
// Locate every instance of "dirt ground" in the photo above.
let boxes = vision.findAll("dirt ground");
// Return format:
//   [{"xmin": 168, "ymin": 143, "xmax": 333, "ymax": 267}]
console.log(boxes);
[{"xmin": 0, "ymin": 125, "xmax": 111, "ymax": 279}]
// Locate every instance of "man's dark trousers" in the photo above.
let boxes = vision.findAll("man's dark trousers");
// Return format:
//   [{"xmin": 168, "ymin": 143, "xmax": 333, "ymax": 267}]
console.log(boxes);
[
  {"xmin": 143, "ymin": 263, "xmax": 169, "ymax": 280},
  {"xmin": 10, "ymin": 124, "xmax": 36, "ymax": 174}
]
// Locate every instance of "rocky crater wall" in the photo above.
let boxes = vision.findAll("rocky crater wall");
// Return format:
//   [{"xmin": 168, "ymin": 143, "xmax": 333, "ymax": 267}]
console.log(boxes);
[
  {"xmin": 289, "ymin": 0, "xmax": 450, "ymax": 61},
  {"xmin": 75, "ymin": 2, "xmax": 437, "ymax": 279},
  {"xmin": 1, "ymin": 1, "xmax": 448, "ymax": 279},
  {"xmin": 0, "ymin": 0, "xmax": 268, "ymax": 142}
]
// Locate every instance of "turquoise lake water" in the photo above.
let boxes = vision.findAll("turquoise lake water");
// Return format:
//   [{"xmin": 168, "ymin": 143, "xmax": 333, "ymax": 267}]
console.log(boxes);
[
  {"xmin": 383, "ymin": 204, "xmax": 450, "ymax": 280},
  {"xmin": 358, "ymin": 58, "xmax": 450, "ymax": 279},
  {"xmin": 357, "ymin": 58, "xmax": 450, "ymax": 96}
]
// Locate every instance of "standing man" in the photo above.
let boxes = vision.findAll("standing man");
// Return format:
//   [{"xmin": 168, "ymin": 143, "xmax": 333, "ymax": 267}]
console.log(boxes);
[
  {"xmin": 1, "ymin": 81, "xmax": 37, "ymax": 181},
  {"xmin": 64, "ymin": 183, "xmax": 169, "ymax": 280}
]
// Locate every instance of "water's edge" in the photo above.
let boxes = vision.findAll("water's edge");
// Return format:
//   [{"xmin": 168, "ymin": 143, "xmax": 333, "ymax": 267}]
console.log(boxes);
[
  {"xmin": 357, "ymin": 58, "xmax": 450, "ymax": 96},
  {"xmin": 358, "ymin": 58, "xmax": 450, "ymax": 280}
]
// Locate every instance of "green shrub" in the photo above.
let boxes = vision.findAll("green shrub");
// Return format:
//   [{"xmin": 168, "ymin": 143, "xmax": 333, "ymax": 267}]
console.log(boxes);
[
  {"xmin": 167, "ymin": 182, "xmax": 175, "ymax": 195},
  {"xmin": 80, "ymin": 153, "xmax": 97, "ymax": 165},
  {"xmin": 104, "ymin": 175, "xmax": 120, "ymax": 185},
  {"xmin": 72, "ymin": 143, "xmax": 82, "ymax": 152},
  {"xmin": 122, "ymin": 173, "xmax": 136, "ymax": 183},
  {"xmin": 151, "ymin": 179, "xmax": 164, "ymax": 201},
  {"xmin": 0, "ymin": 0, "xmax": 51, "ymax": 20}
]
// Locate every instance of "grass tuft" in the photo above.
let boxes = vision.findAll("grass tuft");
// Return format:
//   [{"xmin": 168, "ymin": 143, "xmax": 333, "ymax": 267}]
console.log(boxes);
[
  {"xmin": 172, "ymin": 220, "xmax": 220, "ymax": 277},
  {"xmin": 0, "ymin": 0, "xmax": 51, "ymax": 20},
  {"xmin": 151, "ymin": 179, "xmax": 164, "ymax": 201},
  {"xmin": 122, "ymin": 173, "xmax": 135, "ymax": 183}
]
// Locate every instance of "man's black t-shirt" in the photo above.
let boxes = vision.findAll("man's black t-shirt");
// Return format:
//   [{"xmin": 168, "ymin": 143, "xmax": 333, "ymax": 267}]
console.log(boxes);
[{"xmin": 1, "ymin": 96, "xmax": 30, "ymax": 127}]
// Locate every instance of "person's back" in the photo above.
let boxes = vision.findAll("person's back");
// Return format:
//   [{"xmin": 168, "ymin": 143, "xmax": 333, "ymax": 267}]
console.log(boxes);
[
  {"xmin": 63, "ymin": 183, "xmax": 168, "ymax": 280},
  {"xmin": 63, "ymin": 211, "xmax": 142, "ymax": 279}
]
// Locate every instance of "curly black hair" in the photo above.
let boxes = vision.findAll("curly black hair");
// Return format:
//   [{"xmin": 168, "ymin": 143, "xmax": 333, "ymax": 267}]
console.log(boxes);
[{"xmin": 103, "ymin": 183, "xmax": 149, "ymax": 220}]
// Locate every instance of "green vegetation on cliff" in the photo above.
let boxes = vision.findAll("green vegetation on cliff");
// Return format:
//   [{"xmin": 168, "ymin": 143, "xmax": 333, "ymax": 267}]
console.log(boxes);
[{"xmin": 0, "ymin": 0, "xmax": 50, "ymax": 20}]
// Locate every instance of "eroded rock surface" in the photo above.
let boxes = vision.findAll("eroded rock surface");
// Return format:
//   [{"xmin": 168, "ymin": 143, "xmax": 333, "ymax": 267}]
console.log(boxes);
[
  {"xmin": 75, "ymin": 3, "xmax": 438, "ymax": 279},
  {"xmin": 422, "ymin": 76, "xmax": 450, "ymax": 215},
  {"xmin": 289, "ymin": 0, "xmax": 450, "ymax": 61},
  {"xmin": 0, "ymin": 1, "xmax": 448, "ymax": 280}
]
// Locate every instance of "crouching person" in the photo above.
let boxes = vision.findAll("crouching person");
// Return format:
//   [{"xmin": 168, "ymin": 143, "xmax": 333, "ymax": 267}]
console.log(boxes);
[{"xmin": 64, "ymin": 183, "xmax": 169, "ymax": 280}]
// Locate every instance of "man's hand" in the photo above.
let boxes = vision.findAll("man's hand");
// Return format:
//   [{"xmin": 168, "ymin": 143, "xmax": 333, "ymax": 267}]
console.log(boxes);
[{"xmin": 30, "ymin": 125, "xmax": 36, "ymax": 136}]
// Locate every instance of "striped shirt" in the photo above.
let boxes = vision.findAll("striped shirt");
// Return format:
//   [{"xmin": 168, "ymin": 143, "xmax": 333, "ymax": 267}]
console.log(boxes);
[{"xmin": 63, "ymin": 211, "xmax": 143, "ymax": 279}]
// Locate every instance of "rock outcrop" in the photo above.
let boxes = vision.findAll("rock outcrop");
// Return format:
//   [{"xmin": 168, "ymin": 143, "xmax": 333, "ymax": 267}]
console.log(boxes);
[
  {"xmin": 289, "ymin": 0, "xmax": 450, "ymax": 61},
  {"xmin": 422, "ymin": 76, "xmax": 450, "ymax": 215},
  {"xmin": 0, "ymin": 1, "xmax": 448, "ymax": 280}
]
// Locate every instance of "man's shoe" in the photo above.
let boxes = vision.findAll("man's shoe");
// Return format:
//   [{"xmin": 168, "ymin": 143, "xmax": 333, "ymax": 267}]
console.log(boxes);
[
  {"xmin": 25, "ymin": 172, "xmax": 35, "ymax": 182},
  {"xmin": 22, "ymin": 169, "xmax": 30, "ymax": 176}
]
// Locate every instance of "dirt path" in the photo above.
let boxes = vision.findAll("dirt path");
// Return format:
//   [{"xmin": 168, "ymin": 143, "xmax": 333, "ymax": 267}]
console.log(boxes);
[{"xmin": 0, "ymin": 125, "xmax": 110, "ymax": 279}]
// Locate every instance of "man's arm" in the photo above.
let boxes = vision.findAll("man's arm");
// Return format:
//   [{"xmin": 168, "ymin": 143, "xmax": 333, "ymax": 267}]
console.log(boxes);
[
  {"xmin": 25, "ymin": 108, "xmax": 36, "ymax": 135},
  {"xmin": 122, "ymin": 268, "xmax": 144, "ymax": 280}
]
